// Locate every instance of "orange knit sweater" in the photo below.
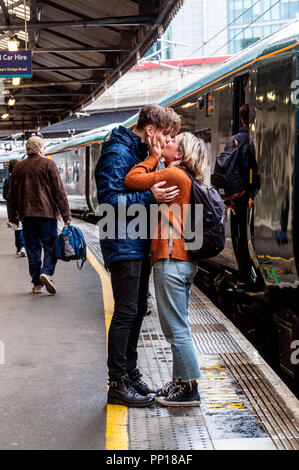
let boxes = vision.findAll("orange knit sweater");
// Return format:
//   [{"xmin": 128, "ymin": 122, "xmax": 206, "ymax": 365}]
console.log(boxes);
[{"xmin": 124, "ymin": 155, "xmax": 192, "ymax": 265}]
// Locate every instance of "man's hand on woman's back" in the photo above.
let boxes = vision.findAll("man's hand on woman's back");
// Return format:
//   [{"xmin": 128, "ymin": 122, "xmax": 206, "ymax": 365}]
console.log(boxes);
[{"xmin": 151, "ymin": 181, "xmax": 180, "ymax": 203}]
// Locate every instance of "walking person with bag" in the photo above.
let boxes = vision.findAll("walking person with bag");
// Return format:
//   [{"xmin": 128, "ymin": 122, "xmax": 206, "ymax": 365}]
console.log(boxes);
[
  {"xmin": 6, "ymin": 136, "xmax": 71, "ymax": 294},
  {"xmin": 125, "ymin": 132, "xmax": 212, "ymax": 406}
]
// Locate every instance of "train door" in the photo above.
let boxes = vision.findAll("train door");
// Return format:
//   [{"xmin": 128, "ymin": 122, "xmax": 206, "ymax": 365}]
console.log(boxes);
[
  {"xmin": 85, "ymin": 145, "xmax": 94, "ymax": 212},
  {"xmin": 230, "ymin": 73, "xmax": 261, "ymax": 287},
  {"xmin": 293, "ymin": 50, "xmax": 299, "ymax": 278},
  {"xmin": 232, "ymin": 73, "xmax": 251, "ymax": 131}
]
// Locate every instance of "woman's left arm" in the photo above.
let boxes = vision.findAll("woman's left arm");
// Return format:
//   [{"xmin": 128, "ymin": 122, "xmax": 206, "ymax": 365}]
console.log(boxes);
[{"xmin": 124, "ymin": 155, "xmax": 161, "ymax": 191}]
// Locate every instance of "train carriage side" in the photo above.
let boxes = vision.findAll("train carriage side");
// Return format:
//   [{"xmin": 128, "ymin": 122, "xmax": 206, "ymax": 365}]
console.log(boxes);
[
  {"xmin": 159, "ymin": 24, "xmax": 299, "ymax": 379},
  {"xmin": 45, "ymin": 130, "xmax": 108, "ymax": 216}
]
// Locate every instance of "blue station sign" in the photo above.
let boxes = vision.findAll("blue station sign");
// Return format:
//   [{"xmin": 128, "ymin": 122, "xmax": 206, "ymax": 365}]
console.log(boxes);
[{"xmin": 0, "ymin": 50, "xmax": 32, "ymax": 77}]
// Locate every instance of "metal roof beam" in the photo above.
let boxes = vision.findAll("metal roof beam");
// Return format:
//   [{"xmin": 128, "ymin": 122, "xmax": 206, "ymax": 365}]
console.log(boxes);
[
  {"xmin": 37, "ymin": 0, "xmax": 88, "ymax": 18},
  {"xmin": 9, "ymin": 108, "xmax": 67, "ymax": 113},
  {"xmin": 39, "ymin": 51, "xmax": 101, "ymax": 68},
  {"xmin": 2, "ymin": 101, "xmax": 72, "ymax": 105},
  {"xmin": 0, "ymin": 16, "xmax": 154, "ymax": 32},
  {"xmin": 0, "ymin": 0, "xmax": 11, "ymax": 25},
  {"xmin": 32, "ymin": 65, "xmax": 112, "ymax": 71},
  {"xmin": 129, "ymin": 0, "xmax": 157, "ymax": 11},
  {"xmin": 31, "ymin": 46, "xmax": 129, "ymax": 53},
  {"xmin": 37, "ymin": 0, "xmax": 131, "ymax": 35},
  {"xmin": 13, "ymin": 92, "xmax": 89, "ymax": 96},
  {"xmin": 43, "ymin": 29, "xmax": 104, "ymax": 50},
  {"xmin": 5, "ymin": 79, "xmax": 100, "ymax": 89}
]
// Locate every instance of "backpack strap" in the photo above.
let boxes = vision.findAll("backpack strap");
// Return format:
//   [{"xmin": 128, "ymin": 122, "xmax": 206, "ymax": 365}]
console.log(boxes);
[
  {"xmin": 183, "ymin": 168, "xmax": 194, "ymax": 182},
  {"xmin": 77, "ymin": 258, "xmax": 86, "ymax": 270}
]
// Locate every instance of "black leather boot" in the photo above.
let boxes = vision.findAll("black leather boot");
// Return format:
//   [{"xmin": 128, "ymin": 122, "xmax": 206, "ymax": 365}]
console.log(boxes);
[
  {"xmin": 128, "ymin": 368, "xmax": 161, "ymax": 396},
  {"xmin": 107, "ymin": 376, "xmax": 155, "ymax": 407}
]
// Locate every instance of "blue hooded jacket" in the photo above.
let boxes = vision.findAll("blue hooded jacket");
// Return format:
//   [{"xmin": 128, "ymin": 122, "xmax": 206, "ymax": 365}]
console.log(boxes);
[{"xmin": 95, "ymin": 125, "xmax": 155, "ymax": 268}]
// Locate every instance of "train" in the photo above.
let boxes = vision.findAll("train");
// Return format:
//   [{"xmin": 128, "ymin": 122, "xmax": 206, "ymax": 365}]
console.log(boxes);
[{"xmin": 2, "ymin": 21, "xmax": 299, "ymax": 384}]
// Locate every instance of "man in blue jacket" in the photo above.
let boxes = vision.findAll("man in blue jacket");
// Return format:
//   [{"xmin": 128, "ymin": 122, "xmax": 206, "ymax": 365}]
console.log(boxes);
[{"xmin": 95, "ymin": 105, "xmax": 180, "ymax": 407}]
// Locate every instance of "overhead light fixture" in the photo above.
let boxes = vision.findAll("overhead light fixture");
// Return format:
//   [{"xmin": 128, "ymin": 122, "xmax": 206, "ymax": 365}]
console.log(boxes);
[
  {"xmin": 7, "ymin": 33, "xmax": 19, "ymax": 51},
  {"xmin": 8, "ymin": 98, "xmax": 16, "ymax": 106},
  {"xmin": 12, "ymin": 77, "xmax": 21, "ymax": 86},
  {"xmin": 1, "ymin": 113, "xmax": 9, "ymax": 120}
]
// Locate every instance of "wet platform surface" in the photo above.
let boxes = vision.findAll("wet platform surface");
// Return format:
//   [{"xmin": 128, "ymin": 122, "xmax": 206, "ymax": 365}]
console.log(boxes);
[
  {"xmin": 76, "ymin": 217, "xmax": 299, "ymax": 451},
  {"xmin": 0, "ymin": 206, "xmax": 107, "ymax": 450}
]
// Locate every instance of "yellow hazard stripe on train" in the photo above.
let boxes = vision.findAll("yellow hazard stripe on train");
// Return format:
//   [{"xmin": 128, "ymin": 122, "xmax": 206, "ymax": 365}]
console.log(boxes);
[{"xmin": 86, "ymin": 247, "xmax": 129, "ymax": 450}]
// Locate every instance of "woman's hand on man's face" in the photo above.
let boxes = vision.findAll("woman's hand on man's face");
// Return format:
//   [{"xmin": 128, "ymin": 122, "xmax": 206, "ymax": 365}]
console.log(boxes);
[{"xmin": 146, "ymin": 134, "xmax": 162, "ymax": 160}]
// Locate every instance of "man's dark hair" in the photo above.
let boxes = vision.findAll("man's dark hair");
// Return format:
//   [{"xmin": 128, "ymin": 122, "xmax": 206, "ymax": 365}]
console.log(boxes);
[
  {"xmin": 8, "ymin": 159, "xmax": 19, "ymax": 174},
  {"xmin": 136, "ymin": 104, "xmax": 181, "ymax": 134},
  {"xmin": 240, "ymin": 104, "xmax": 249, "ymax": 127}
]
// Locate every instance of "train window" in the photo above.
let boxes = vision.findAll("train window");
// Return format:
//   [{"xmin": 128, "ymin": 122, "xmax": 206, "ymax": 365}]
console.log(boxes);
[
  {"xmin": 206, "ymin": 93, "xmax": 214, "ymax": 117},
  {"xmin": 66, "ymin": 162, "xmax": 73, "ymax": 183},
  {"xmin": 198, "ymin": 96, "xmax": 205, "ymax": 110},
  {"xmin": 73, "ymin": 161, "xmax": 80, "ymax": 183}
]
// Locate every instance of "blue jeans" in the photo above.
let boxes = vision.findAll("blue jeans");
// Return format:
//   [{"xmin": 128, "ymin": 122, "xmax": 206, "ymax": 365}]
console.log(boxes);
[
  {"xmin": 153, "ymin": 258, "xmax": 201, "ymax": 382},
  {"xmin": 22, "ymin": 217, "xmax": 58, "ymax": 286},
  {"xmin": 15, "ymin": 230, "xmax": 25, "ymax": 252}
]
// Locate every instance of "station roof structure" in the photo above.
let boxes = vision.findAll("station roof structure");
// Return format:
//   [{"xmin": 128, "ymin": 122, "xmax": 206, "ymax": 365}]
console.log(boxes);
[{"xmin": 0, "ymin": 0, "xmax": 183, "ymax": 134}]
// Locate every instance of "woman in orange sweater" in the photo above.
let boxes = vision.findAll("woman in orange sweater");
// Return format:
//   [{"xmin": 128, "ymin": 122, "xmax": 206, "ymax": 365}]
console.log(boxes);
[{"xmin": 124, "ymin": 132, "xmax": 207, "ymax": 407}]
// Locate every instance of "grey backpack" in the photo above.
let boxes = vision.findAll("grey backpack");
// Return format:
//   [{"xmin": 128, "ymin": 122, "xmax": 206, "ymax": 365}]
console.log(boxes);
[{"xmin": 184, "ymin": 170, "xmax": 225, "ymax": 260}]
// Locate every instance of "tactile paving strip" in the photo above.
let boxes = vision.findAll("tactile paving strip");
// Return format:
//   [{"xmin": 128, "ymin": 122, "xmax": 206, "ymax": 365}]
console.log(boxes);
[
  {"xmin": 129, "ymin": 406, "xmax": 213, "ymax": 450},
  {"xmin": 130, "ymin": 305, "xmax": 214, "ymax": 450},
  {"xmin": 221, "ymin": 352, "xmax": 299, "ymax": 450},
  {"xmin": 75, "ymin": 218, "xmax": 299, "ymax": 450}
]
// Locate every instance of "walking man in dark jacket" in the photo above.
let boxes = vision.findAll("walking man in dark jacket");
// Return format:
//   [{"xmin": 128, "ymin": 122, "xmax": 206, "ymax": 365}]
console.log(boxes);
[
  {"xmin": 95, "ymin": 105, "xmax": 181, "ymax": 407},
  {"xmin": 7, "ymin": 136, "xmax": 71, "ymax": 294}
]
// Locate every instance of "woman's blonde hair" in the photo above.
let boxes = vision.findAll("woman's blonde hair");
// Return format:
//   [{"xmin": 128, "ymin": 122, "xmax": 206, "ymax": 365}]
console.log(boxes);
[{"xmin": 171, "ymin": 132, "xmax": 207, "ymax": 180}]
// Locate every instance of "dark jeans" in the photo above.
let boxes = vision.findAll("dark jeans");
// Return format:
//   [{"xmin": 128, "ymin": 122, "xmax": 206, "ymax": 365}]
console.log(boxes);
[
  {"xmin": 108, "ymin": 256, "xmax": 151, "ymax": 380},
  {"xmin": 231, "ymin": 195, "xmax": 252, "ymax": 283},
  {"xmin": 22, "ymin": 217, "xmax": 58, "ymax": 286},
  {"xmin": 15, "ymin": 230, "xmax": 25, "ymax": 252}
]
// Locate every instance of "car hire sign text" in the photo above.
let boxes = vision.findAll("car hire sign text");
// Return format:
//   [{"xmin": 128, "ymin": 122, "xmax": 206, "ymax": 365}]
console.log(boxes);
[{"xmin": 0, "ymin": 51, "xmax": 32, "ymax": 77}]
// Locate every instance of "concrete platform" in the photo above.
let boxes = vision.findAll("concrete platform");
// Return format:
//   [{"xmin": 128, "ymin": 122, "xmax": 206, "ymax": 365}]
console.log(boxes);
[
  {"xmin": 74, "ymin": 217, "xmax": 299, "ymax": 451},
  {"xmin": 0, "ymin": 206, "xmax": 107, "ymax": 450},
  {"xmin": 1, "ymin": 204, "xmax": 298, "ymax": 451}
]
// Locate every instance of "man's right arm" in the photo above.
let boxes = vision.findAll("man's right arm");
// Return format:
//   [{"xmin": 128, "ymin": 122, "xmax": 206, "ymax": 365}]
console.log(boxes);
[
  {"xmin": 96, "ymin": 146, "xmax": 179, "ymax": 206},
  {"xmin": 95, "ymin": 147, "xmax": 156, "ymax": 207}
]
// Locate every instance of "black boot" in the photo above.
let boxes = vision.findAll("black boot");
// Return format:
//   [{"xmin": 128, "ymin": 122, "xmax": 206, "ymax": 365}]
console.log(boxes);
[
  {"xmin": 107, "ymin": 376, "xmax": 155, "ymax": 407},
  {"xmin": 128, "ymin": 368, "xmax": 161, "ymax": 396},
  {"xmin": 155, "ymin": 381, "xmax": 201, "ymax": 407}
]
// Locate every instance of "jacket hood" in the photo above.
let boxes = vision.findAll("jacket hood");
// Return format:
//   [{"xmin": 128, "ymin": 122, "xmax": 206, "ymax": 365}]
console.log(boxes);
[{"xmin": 110, "ymin": 125, "xmax": 148, "ymax": 159}]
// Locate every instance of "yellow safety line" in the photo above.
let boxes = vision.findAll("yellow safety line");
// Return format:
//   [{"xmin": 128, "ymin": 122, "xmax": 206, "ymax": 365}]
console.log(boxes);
[{"xmin": 86, "ymin": 247, "xmax": 129, "ymax": 450}]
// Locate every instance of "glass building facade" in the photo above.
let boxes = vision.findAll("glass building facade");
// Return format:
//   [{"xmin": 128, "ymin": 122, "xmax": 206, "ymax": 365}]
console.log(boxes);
[
  {"xmin": 228, "ymin": 0, "xmax": 299, "ymax": 53},
  {"xmin": 145, "ymin": 0, "xmax": 299, "ymax": 60}
]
